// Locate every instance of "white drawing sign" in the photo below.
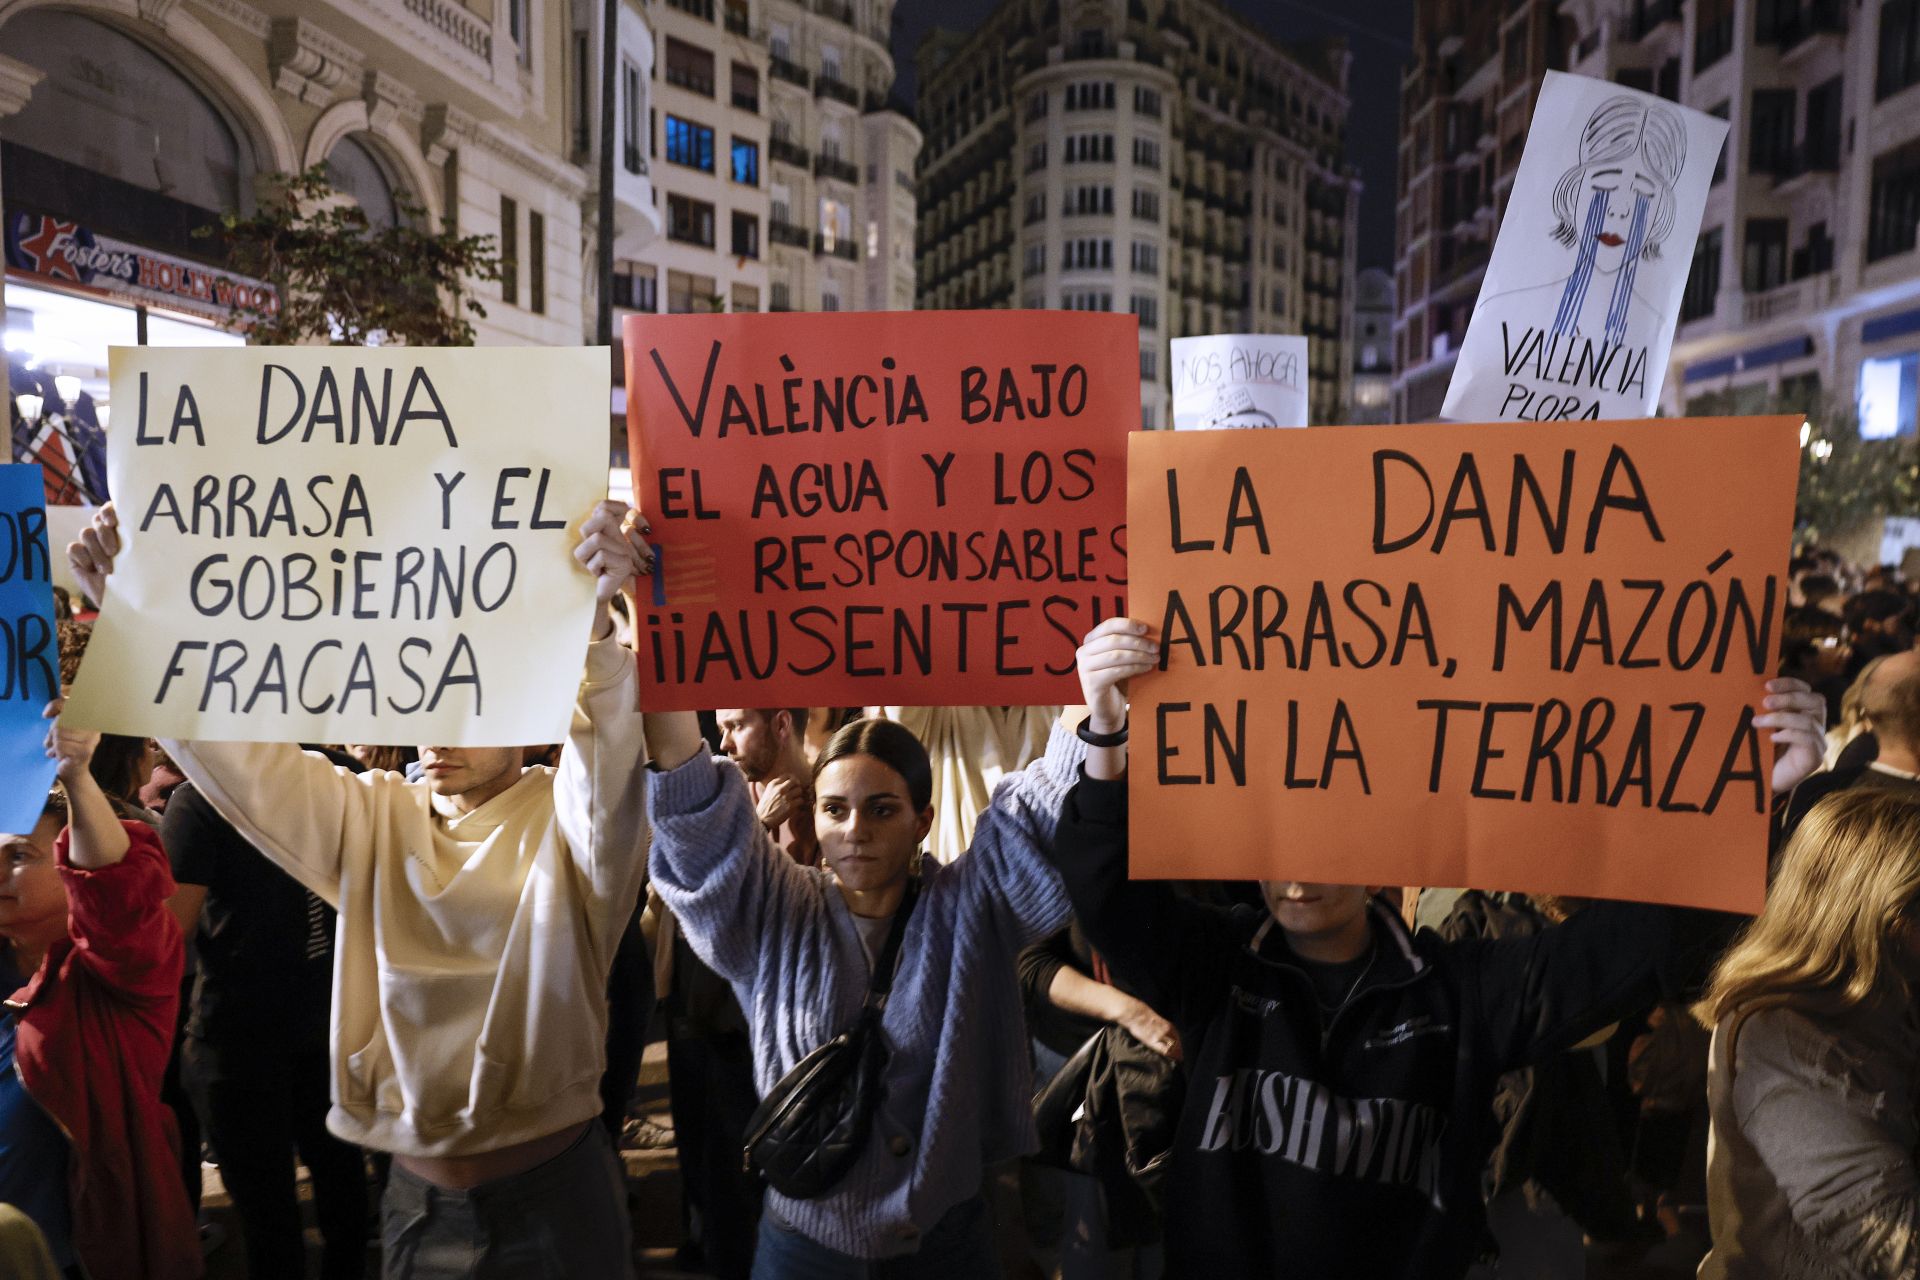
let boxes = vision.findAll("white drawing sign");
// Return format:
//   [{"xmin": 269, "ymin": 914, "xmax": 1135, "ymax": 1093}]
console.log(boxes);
[
  {"xmin": 1441, "ymin": 72, "xmax": 1728, "ymax": 423},
  {"xmin": 1171, "ymin": 334, "xmax": 1309, "ymax": 429}
]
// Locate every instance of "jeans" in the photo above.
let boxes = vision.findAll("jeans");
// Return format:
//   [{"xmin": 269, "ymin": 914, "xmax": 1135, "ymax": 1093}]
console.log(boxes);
[
  {"xmin": 668, "ymin": 1031, "xmax": 764, "ymax": 1280},
  {"xmin": 183, "ymin": 1037, "xmax": 368, "ymax": 1280},
  {"xmin": 751, "ymin": 1195, "xmax": 1001, "ymax": 1280},
  {"xmin": 378, "ymin": 1123, "xmax": 634, "ymax": 1280}
]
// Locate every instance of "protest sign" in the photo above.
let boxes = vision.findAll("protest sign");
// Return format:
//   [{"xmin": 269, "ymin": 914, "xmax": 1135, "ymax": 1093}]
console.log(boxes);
[
  {"xmin": 1171, "ymin": 334, "xmax": 1308, "ymax": 430},
  {"xmin": 62, "ymin": 347, "xmax": 607, "ymax": 745},
  {"xmin": 625, "ymin": 311, "xmax": 1133, "ymax": 709},
  {"xmin": 0, "ymin": 464, "xmax": 58, "ymax": 833},
  {"xmin": 1441, "ymin": 72, "xmax": 1728, "ymax": 424},
  {"xmin": 1127, "ymin": 416, "xmax": 1801, "ymax": 914}
]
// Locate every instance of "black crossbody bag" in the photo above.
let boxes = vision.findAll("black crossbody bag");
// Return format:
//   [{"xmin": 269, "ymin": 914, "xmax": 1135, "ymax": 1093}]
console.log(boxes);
[{"xmin": 741, "ymin": 880, "xmax": 919, "ymax": 1199}]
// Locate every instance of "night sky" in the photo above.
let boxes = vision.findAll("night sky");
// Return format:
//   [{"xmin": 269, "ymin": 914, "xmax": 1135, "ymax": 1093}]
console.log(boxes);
[{"xmin": 890, "ymin": 0, "xmax": 1415, "ymax": 270}]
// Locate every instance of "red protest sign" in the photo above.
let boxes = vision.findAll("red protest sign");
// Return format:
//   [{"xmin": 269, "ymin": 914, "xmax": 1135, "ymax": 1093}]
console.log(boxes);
[{"xmin": 624, "ymin": 311, "xmax": 1134, "ymax": 710}]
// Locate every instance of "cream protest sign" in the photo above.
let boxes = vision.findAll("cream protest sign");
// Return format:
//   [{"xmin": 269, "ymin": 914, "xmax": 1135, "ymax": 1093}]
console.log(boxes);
[
  {"xmin": 1441, "ymin": 72, "xmax": 1728, "ymax": 423},
  {"xmin": 1171, "ymin": 334, "xmax": 1309, "ymax": 429},
  {"xmin": 63, "ymin": 347, "xmax": 608, "ymax": 744}
]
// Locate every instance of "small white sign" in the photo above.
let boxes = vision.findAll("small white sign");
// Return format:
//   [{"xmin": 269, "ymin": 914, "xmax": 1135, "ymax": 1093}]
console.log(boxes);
[
  {"xmin": 1171, "ymin": 334, "xmax": 1309, "ymax": 430},
  {"xmin": 1441, "ymin": 72, "xmax": 1729, "ymax": 424}
]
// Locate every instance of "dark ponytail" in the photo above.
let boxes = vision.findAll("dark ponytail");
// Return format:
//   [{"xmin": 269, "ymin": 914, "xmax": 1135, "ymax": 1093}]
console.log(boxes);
[{"xmin": 813, "ymin": 717, "xmax": 933, "ymax": 812}]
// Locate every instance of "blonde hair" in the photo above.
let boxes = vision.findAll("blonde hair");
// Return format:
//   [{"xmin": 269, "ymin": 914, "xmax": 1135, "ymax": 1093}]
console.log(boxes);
[
  {"xmin": 1699, "ymin": 788, "xmax": 1920, "ymax": 1026},
  {"xmin": 1839, "ymin": 655, "xmax": 1888, "ymax": 735}
]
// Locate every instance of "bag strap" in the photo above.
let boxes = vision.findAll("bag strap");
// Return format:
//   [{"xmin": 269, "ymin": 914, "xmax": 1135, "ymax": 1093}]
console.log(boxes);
[{"xmin": 862, "ymin": 878, "xmax": 920, "ymax": 1012}]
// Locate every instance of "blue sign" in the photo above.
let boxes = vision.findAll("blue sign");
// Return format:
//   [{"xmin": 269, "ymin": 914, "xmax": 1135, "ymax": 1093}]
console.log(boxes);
[{"xmin": 0, "ymin": 465, "xmax": 59, "ymax": 835}]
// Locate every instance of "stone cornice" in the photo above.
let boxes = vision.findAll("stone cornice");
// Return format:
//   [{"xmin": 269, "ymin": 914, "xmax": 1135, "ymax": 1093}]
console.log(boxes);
[
  {"xmin": 189, "ymin": 0, "xmax": 272, "ymax": 39},
  {"xmin": 269, "ymin": 16, "xmax": 364, "ymax": 105},
  {"xmin": 0, "ymin": 53, "xmax": 45, "ymax": 119}
]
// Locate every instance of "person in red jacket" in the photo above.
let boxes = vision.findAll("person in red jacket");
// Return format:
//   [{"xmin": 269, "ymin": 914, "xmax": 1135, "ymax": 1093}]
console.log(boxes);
[{"xmin": 0, "ymin": 699, "xmax": 199, "ymax": 1280}]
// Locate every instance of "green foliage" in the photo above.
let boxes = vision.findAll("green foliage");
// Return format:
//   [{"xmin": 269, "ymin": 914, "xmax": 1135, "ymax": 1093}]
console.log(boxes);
[
  {"xmin": 196, "ymin": 164, "xmax": 503, "ymax": 346},
  {"xmin": 1687, "ymin": 386, "xmax": 1920, "ymax": 543}
]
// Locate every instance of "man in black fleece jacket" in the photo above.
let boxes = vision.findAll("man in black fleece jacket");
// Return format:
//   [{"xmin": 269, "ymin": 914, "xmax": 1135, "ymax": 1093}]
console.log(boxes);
[{"xmin": 1046, "ymin": 638, "xmax": 1829, "ymax": 1279}]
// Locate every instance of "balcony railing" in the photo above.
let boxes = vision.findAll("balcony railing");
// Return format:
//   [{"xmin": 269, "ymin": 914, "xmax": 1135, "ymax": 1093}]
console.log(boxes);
[
  {"xmin": 816, "ymin": 74, "xmax": 860, "ymax": 107},
  {"xmin": 769, "ymin": 55, "xmax": 810, "ymax": 87},
  {"xmin": 770, "ymin": 137, "xmax": 811, "ymax": 168},
  {"xmin": 813, "ymin": 0, "xmax": 855, "ymax": 25},
  {"xmin": 770, "ymin": 219, "xmax": 811, "ymax": 248},
  {"xmin": 814, "ymin": 232, "xmax": 859, "ymax": 261},
  {"xmin": 814, "ymin": 153, "xmax": 858, "ymax": 183}
]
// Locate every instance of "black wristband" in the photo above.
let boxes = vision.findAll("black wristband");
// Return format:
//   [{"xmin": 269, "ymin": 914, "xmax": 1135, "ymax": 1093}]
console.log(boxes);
[{"xmin": 1076, "ymin": 716, "xmax": 1128, "ymax": 748}]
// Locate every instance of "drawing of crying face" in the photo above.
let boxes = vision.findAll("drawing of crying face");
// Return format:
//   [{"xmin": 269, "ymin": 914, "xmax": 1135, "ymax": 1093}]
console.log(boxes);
[{"xmin": 1586, "ymin": 164, "xmax": 1659, "ymax": 275}]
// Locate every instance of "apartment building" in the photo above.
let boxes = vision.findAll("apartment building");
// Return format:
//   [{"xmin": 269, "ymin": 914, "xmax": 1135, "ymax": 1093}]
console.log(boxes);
[
  {"xmin": 1390, "ymin": 0, "xmax": 1562, "ymax": 423},
  {"xmin": 913, "ymin": 0, "xmax": 1362, "ymax": 428},
  {"xmin": 1553, "ymin": 0, "xmax": 1920, "ymax": 434},
  {"xmin": 1351, "ymin": 265, "xmax": 1394, "ymax": 423},
  {"xmin": 616, "ymin": 0, "xmax": 916, "ymax": 319}
]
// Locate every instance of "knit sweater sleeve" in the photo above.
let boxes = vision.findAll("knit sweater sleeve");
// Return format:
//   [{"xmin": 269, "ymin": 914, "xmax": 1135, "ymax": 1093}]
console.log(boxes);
[
  {"xmin": 647, "ymin": 749, "xmax": 812, "ymax": 987},
  {"xmin": 551, "ymin": 635, "xmax": 650, "ymax": 956},
  {"xmin": 950, "ymin": 719, "xmax": 1083, "ymax": 947}
]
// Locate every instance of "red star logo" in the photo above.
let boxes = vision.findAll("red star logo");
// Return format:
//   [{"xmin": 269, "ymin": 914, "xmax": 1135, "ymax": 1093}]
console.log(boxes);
[{"xmin": 14, "ymin": 217, "xmax": 81, "ymax": 282}]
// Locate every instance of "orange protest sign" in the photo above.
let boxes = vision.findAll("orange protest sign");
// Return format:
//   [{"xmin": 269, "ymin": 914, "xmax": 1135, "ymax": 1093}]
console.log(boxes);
[
  {"xmin": 624, "ymin": 311, "xmax": 1134, "ymax": 710},
  {"xmin": 1126, "ymin": 416, "xmax": 1802, "ymax": 914}
]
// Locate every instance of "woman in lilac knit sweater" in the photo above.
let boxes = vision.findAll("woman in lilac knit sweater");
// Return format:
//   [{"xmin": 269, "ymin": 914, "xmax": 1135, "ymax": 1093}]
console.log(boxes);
[{"xmin": 642, "ymin": 621, "xmax": 1159, "ymax": 1277}]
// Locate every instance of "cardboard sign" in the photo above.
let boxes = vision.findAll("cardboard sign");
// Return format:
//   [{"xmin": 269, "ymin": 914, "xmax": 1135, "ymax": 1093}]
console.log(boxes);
[
  {"xmin": 625, "ymin": 311, "xmax": 1134, "ymax": 710},
  {"xmin": 1127, "ymin": 416, "xmax": 1801, "ymax": 914},
  {"xmin": 1442, "ymin": 72, "xmax": 1729, "ymax": 424},
  {"xmin": 63, "ymin": 347, "xmax": 607, "ymax": 745},
  {"xmin": 0, "ymin": 464, "xmax": 58, "ymax": 832},
  {"xmin": 1171, "ymin": 335, "xmax": 1309, "ymax": 430}
]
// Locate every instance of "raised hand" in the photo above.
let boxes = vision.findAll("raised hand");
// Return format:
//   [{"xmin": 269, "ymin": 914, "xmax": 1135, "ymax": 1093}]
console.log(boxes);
[
  {"xmin": 1075, "ymin": 618, "xmax": 1159, "ymax": 733},
  {"xmin": 574, "ymin": 501, "xmax": 653, "ymax": 638},
  {"xmin": 67, "ymin": 502, "xmax": 120, "ymax": 605},
  {"xmin": 1757, "ymin": 677, "xmax": 1828, "ymax": 793}
]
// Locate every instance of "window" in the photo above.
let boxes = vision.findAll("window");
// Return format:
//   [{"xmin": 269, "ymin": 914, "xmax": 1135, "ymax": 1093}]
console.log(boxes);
[
  {"xmin": 1132, "ymin": 137, "xmax": 1160, "ymax": 169},
  {"xmin": 666, "ymin": 38, "xmax": 715, "ymax": 96},
  {"xmin": 1063, "ymin": 290, "xmax": 1112, "ymax": 311},
  {"xmin": 732, "ymin": 137, "xmax": 760, "ymax": 185},
  {"xmin": 1696, "ymin": 0, "xmax": 1734, "ymax": 72},
  {"xmin": 1064, "ymin": 238, "xmax": 1112, "ymax": 269},
  {"xmin": 1882, "ymin": 0, "xmax": 1920, "ymax": 100},
  {"xmin": 731, "ymin": 283, "xmax": 759, "ymax": 313},
  {"xmin": 666, "ymin": 116, "xmax": 716, "ymax": 171},
  {"xmin": 1026, "ymin": 91, "xmax": 1048, "ymax": 121},
  {"xmin": 1065, "ymin": 184, "xmax": 1113, "ymax": 215},
  {"xmin": 1024, "ymin": 191, "xmax": 1047, "ymax": 224},
  {"xmin": 1681, "ymin": 226, "xmax": 1722, "ymax": 322},
  {"xmin": 1870, "ymin": 140, "xmax": 1920, "ymax": 262},
  {"xmin": 771, "ymin": 281, "xmax": 791, "ymax": 310},
  {"xmin": 612, "ymin": 264, "xmax": 658, "ymax": 311},
  {"xmin": 1748, "ymin": 90, "xmax": 1795, "ymax": 177},
  {"xmin": 1026, "ymin": 141, "xmax": 1047, "ymax": 172},
  {"xmin": 528, "ymin": 210, "xmax": 545, "ymax": 314},
  {"xmin": 1130, "ymin": 240, "xmax": 1158, "ymax": 274},
  {"xmin": 668, "ymin": 195, "xmax": 716, "ymax": 246},
  {"xmin": 820, "ymin": 195, "xmax": 852, "ymax": 249},
  {"xmin": 1743, "ymin": 218, "xmax": 1789, "ymax": 292},
  {"xmin": 732, "ymin": 210, "xmax": 760, "ymax": 258},
  {"xmin": 667, "ymin": 269, "xmax": 716, "ymax": 313},
  {"xmin": 1141, "ymin": 402, "xmax": 1155, "ymax": 430},
  {"xmin": 1806, "ymin": 78, "xmax": 1843, "ymax": 170},
  {"xmin": 1133, "ymin": 86, "xmax": 1161, "ymax": 117},
  {"xmin": 620, "ymin": 62, "xmax": 644, "ymax": 174},
  {"xmin": 1859, "ymin": 351, "xmax": 1920, "ymax": 438},
  {"xmin": 499, "ymin": 195, "xmax": 518, "ymax": 305},
  {"xmin": 1024, "ymin": 242, "xmax": 1045, "ymax": 273},
  {"xmin": 1065, "ymin": 133, "xmax": 1115, "ymax": 164},
  {"xmin": 1130, "ymin": 293, "xmax": 1158, "ymax": 329},
  {"xmin": 732, "ymin": 62, "xmax": 759, "ymax": 112},
  {"xmin": 1140, "ymin": 347, "xmax": 1158, "ymax": 380},
  {"xmin": 571, "ymin": 30, "xmax": 591, "ymax": 155},
  {"xmin": 1064, "ymin": 81, "xmax": 1115, "ymax": 111},
  {"xmin": 508, "ymin": 0, "xmax": 530, "ymax": 68},
  {"xmin": 1131, "ymin": 188, "xmax": 1159, "ymax": 221},
  {"xmin": 822, "ymin": 293, "xmax": 841, "ymax": 312}
]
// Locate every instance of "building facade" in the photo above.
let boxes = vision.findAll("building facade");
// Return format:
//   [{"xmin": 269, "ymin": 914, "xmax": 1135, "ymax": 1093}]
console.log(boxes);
[
  {"xmin": 1390, "ymin": 0, "xmax": 1562, "ymax": 423},
  {"xmin": 1397, "ymin": 0, "xmax": 1920, "ymax": 436},
  {"xmin": 1351, "ymin": 264, "xmax": 1393, "ymax": 422},
  {"xmin": 1556, "ymin": 0, "xmax": 1920, "ymax": 433},
  {"xmin": 617, "ymin": 0, "xmax": 917, "ymax": 320},
  {"xmin": 2, "ymin": 0, "xmax": 638, "ymax": 481},
  {"xmin": 913, "ymin": 0, "xmax": 1361, "ymax": 428}
]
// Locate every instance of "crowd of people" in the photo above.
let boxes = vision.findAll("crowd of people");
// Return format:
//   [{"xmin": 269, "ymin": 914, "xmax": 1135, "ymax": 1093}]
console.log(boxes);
[{"xmin": 7, "ymin": 501, "xmax": 1920, "ymax": 1280}]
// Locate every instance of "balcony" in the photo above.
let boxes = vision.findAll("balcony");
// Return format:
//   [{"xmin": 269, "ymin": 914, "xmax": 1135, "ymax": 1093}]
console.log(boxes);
[
  {"xmin": 815, "ymin": 232, "xmax": 859, "ymax": 261},
  {"xmin": 770, "ymin": 219, "xmax": 811, "ymax": 248},
  {"xmin": 1741, "ymin": 272, "xmax": 1837, "ymax": 325},
  {"xmin": 770, "ymin": 137, "xmax": 811, "ymax": 168},
  {"xmin": 769, "ymin": 55, "xmax": 809, "ymax": 87},
  {"xmin": 816, "ymin": 74, "xmax": 860, "ymax": 107},
  {"xmin": 1624, "ymin": 0, "xmax": 1682, "ymax": 40},
  {"xmin": 666, "ymin": 0, "xmax": 714, "ymax": 18},
  {"xmin": 724, "ymin": 6, "xmax": 751, "ymax": 35},
  {"xmin": 1776, "ymin": 137, "xmax": 1842, "ymax": 189},
  {"xmin": 813, "ymin": 0, "xmax": 855, "ymax": 25},
  {"xmin": 1773, "ymin": 0, "xmax": 1847, "ymax": 54},
  {"xmin": 814, "ymin": 153, "xmax": 859, "ymax": 183}
]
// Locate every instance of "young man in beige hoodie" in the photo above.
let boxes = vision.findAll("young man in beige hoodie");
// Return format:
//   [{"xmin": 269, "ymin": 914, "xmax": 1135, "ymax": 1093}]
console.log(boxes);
[{"xmin": 69, "ymin": 499, "xmax": 654, "ymax": 1280}]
